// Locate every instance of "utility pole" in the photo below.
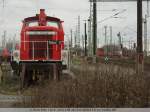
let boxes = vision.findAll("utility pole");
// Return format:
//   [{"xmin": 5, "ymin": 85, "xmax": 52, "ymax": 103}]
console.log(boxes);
[
  {"xmin": 89, "ymin": 0, "xmax": 145, "ymax": 73},
  {"xmin": 104, "ymin": 26, "xmax": 108, "ymax": 56},
  {"xmin": 144, "ymin": 15, "xmax": 147, "ymax": 57},
  {"xmin": 70, "ymin": 29, "xmax": 73, "ymax": 48},
  {"xmin": 146, "ymin": 0, "xmax": 150, "ymax": 55},
  {"xmin": 129, "ymin": 40, "xmax": 131, "ymax": 50},
  {"xmin": 143, "ymin": 0, "xmax": 149, "ymax": 57},
  {"xmin": 117, "ymin": 32, "xmax": 123, "ymax": 56},
  {"xmin": 82, "ymin": 35, "xmax": 84, "ymax": 52},
  {"xmin": 110, "ymin": 26, "xmax": 112, "ymax": 45},
  {"xmin": 137, "ymin": 0, "xmax": 144, "ymax": 73},
  {"xmin": 110, "ymin": 26, "xmax": 112, "ymax": 56},
  {"xmin": 2, "ymin": 30, "xmax": 6, "ymax": 48},
  {"xmin": 117, "ymin": 32, "xmax": 122, "ymax": 47},
  {"xmin": 90, "ymin": 2, "xmax": 93, "ymax": 56},
  {"xmin": 84, "ymin": 21, "xmax": 87, "ymax": 56},
  {"xmin": 88, "ymin": 18, "xmax": 92, "ymax": 56},
  {"xmin": 78, "ymin": 16, "xmax": 81, "ymax": 48},
  {"xmin": 93, "ymin": 0, "xmax": 97, "ymax": 55},
  {"xmin": 13, "ymin": 34, "xmax": 16, "ymax": 49},
  {"xmin": 74, "ymin": 28, "xmax": 77, "ymax": 48}
]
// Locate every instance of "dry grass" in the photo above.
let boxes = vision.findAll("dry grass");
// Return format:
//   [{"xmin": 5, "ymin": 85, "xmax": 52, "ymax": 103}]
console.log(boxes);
[{"xmin": 19, "ymin": 63, "xmax": 150, "ymax": 108}]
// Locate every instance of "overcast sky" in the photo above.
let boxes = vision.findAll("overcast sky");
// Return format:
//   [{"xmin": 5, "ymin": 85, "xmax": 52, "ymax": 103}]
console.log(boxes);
[{"xmin": 0, "ymin": 0, "xmax": 149, "ymax": 47}]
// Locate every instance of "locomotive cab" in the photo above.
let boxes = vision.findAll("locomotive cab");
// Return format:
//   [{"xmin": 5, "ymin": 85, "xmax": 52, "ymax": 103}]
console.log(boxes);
[
  {"xmin": 20, "ymin": 9, "xmax": 64, "ymax": 62},
  {"xmin": 19, "ymin": 9, "xmax": 65, "ymax": 88}
]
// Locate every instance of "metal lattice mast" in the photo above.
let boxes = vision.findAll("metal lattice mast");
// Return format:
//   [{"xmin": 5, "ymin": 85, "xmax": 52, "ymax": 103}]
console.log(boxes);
[
  {"xmin": 77, "ymin": 16, "xmax": 81, "ymax": 48},
  {"xmin": 89, "ymin": 2, "xmax": 93, "ymax": 56}
]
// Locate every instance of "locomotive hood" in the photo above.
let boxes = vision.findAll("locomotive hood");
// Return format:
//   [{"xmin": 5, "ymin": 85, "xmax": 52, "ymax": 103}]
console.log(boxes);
[{"xmin": 23, "ymin": 9, "xmax": 62, "ymax": 26}]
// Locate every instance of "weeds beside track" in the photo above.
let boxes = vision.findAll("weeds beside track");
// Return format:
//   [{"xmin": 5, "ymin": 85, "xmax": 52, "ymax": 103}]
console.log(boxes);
[{"xmin": 18, "ymin": 63, "xmax": 150, "ymax": 108}]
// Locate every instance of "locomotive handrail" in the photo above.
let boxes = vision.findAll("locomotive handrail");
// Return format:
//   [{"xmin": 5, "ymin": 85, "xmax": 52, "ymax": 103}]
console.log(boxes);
[
  {"xmin": 21, "ymin": 40, "xmax": 63, "ymax": 43},
  {"xmin": 21, "ymin": 40, "xmax": 63, "ymax": 60}
]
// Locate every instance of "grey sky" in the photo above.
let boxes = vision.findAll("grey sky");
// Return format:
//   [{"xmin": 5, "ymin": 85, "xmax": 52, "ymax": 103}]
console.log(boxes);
[{"xmin": 0, "ymin": 0, "xmax": 149, "ymax": 47}]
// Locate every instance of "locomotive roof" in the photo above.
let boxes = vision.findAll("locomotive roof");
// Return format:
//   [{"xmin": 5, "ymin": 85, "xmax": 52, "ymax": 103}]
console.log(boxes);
[{"xmin": 24, "ymin": 16, "xmax": 61, "ymax": 23}]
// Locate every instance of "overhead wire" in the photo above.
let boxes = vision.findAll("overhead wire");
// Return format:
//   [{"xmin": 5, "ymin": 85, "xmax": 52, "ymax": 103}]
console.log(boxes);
[{"xmin": 98, "ymin": 9, "xmax": 127, "ymax": 23}]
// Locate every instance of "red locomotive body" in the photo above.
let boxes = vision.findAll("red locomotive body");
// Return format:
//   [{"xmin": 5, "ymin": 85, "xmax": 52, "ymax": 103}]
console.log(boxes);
[
  {"xmin": 19, "ymin": 9, "xmax": 65, "ymax": 88},
  {"xmin": 20, "ymin": 9, "xmax": 64, "ymax": 62}
]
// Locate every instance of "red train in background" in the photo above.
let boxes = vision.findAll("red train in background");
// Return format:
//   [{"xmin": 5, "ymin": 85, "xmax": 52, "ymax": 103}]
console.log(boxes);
[
  {"xmin": 0, "ymin": 48, "xmax": 11, "ymax": 64},
  {"xmin": 17, "ymin": 9, "xmax": 65, "ymax": 88}
]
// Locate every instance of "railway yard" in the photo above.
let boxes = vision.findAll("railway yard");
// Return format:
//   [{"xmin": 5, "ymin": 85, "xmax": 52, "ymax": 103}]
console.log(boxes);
[
  {"xmin": 0, "ymin": 0, "xmax": 150, "ymax": 110},
  {"xmin": 0, "ymin": 56, "xmax": 150, "ymax": 108}
]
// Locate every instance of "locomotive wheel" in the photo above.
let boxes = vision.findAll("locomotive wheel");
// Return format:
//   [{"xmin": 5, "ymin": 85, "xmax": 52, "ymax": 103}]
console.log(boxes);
[
  {"xmin": 20, "ymin": 64, "xmax": 32, "ymax": 89},
  {"xmin": 48, "ymin": 67, "xmax": 53, "ymax": 80},
  {"xmin": 26, "ymin": 70, "xmax": 33, "ymax": 86},
  {"xmin": 58, "ymin": 63, "xmax": 62, "ymax": 77},
  {"xmin": 53, "ymin": 63, "xmax": 62, "ymax": 81},
  {"xmin": 20, "ymin": 64, "xmax": 26, "ymax": 89},
  {"xmin": 53, "ymin": 63, "xmax": 58, "ymax": 81}
]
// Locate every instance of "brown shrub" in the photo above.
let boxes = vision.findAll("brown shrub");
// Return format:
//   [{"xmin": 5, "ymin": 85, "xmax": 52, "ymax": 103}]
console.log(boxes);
[{"xmin": 20, "ymin": 63, "xmax": 150, "ymax": 108}]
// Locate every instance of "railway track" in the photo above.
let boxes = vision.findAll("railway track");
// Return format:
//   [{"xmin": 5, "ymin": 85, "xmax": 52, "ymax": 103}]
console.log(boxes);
[
  {"xmin": 0, "ymin": 93, "xmax": 32, "ymax": 107},
  {"xmin": 98, "ymin": 58, "xmax": 150, "ymax": 71}
]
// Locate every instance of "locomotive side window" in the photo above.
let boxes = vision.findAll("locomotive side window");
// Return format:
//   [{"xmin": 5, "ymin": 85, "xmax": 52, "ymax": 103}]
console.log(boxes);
[{"xmin": 47, "ymin": 21, "xmax": 59, "ymax": 28}]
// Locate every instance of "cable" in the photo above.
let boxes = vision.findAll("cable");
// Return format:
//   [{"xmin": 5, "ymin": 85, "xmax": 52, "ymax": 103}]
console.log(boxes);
[
  {"xmin": 121, "ymin": 26, "xmax": 137, "ymax": 33},
  {"xmin": 98, "ymin": 9, "xmax": 127, "ymax": 23}
]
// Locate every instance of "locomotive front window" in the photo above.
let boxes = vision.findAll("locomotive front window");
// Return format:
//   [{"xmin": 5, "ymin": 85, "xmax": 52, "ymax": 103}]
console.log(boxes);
[
  {"xmin": 27, "ymin": 21, "xmax": 39, "ymax": 27},
  {"xmin": 47, "ymin": 21, "xmax": 59, "ymax": 28},
  {"xmin": 26, "ymin": 20, "xmax": 60, "ymax": 28}
]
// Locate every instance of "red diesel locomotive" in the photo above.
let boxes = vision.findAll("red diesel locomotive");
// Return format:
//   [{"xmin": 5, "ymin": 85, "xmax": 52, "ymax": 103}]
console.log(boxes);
[{"xmin": 19, "ymin": 9, "xmax": 64, "ymax": 88}]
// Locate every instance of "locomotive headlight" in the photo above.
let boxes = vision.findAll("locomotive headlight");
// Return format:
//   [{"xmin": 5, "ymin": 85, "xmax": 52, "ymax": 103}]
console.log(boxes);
[{"xmin": 26, "ymin": 31, "xmax": 57, "ymax": 35}]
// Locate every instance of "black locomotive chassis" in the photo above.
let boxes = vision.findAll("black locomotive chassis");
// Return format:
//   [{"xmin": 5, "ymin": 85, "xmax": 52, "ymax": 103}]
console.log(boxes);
[
  {"xmin": 11, "ymin": 60, "xmax": 66, "ymax": 73},
  {"xmin": 19, "ymin": 61, "xmax": 62, "ymax": 71},
  {"xmin": 18, "ymin": 61, "xmax": 63, "ymax": 88}
]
